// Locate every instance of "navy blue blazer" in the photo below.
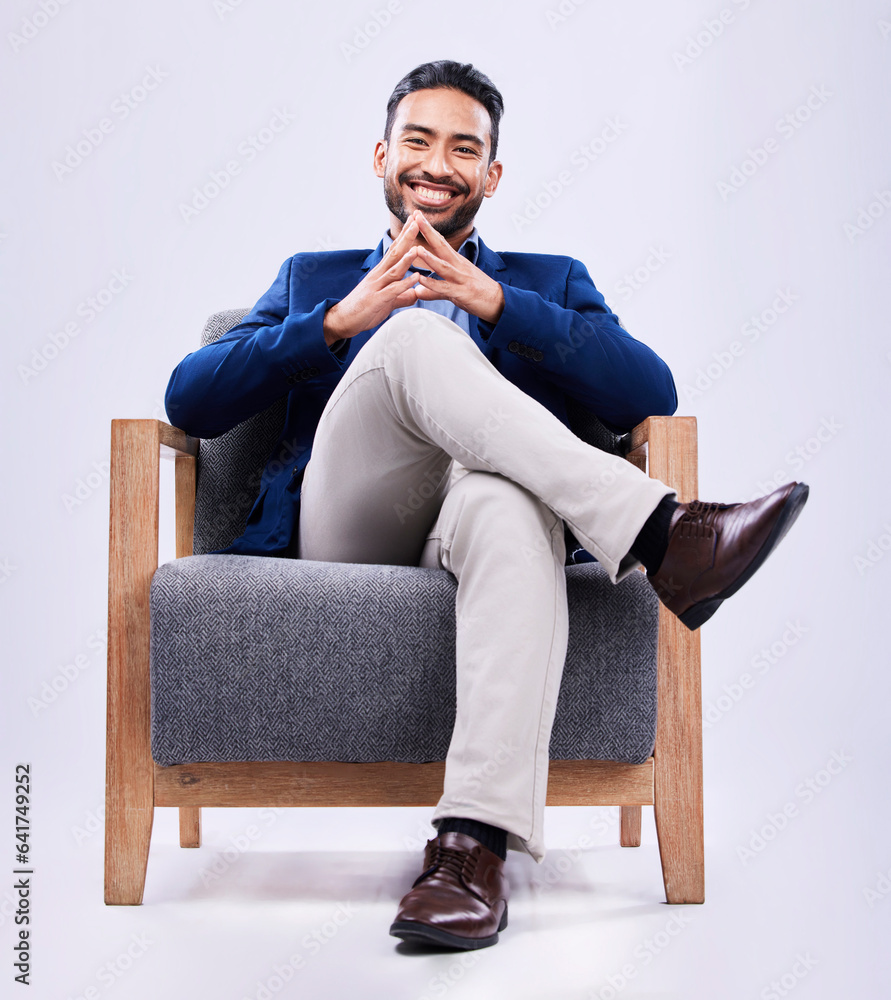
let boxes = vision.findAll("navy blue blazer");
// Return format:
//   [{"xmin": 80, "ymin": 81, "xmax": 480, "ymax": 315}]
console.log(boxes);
[{"xmin": 165, "ymin": 237, "xmax": 678, "ymax": 556}]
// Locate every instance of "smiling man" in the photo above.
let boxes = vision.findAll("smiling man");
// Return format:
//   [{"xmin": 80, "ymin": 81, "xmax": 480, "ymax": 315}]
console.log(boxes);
[{"xmin": 165, "ymin": 60, "xmax": 808, "ymax": 950}]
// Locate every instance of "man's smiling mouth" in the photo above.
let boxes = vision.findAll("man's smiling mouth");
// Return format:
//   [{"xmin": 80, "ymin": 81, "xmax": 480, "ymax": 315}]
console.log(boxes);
[{"xmin": 409, "ymin": 182, "xmax": 459, "ymax": 205}]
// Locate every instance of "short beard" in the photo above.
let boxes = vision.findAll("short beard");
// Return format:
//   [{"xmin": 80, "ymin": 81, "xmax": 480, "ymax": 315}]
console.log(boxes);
[{"xmin": 384, "ymin": 172, "xmax": 485, "ymax": 240}]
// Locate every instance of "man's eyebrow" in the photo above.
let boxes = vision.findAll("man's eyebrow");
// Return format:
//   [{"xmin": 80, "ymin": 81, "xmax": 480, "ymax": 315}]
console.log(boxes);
[{"xmin": 400, "ymin": 123, "xmax": 485, "ymax": 148}]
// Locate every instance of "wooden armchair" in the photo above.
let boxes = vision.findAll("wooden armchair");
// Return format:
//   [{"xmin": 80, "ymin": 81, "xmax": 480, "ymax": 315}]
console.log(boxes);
[{"xmin": 105, "ymin": 402, "xmax": 702, "ymax": 908}]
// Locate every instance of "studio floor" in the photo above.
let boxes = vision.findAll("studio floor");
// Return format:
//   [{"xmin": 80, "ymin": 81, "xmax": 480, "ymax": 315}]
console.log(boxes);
[{"xmin": 28, "ymin": 799, "xmax": 887, "ymax": 999}]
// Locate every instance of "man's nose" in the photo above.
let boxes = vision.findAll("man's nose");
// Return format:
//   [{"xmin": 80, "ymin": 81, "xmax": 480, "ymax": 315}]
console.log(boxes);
[{"xmin": 420, "ymin": 143, "xmax": 453, "ymax": 179}]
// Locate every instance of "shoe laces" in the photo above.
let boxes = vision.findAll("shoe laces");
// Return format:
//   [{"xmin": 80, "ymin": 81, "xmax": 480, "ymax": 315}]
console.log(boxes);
[
  {"xmin": 419, "ymin": 841, "xmax": 478, "ymax": 886},
  {"xmin": 679, "ymin": 499, "xmax": 727, "ymax": 537}
]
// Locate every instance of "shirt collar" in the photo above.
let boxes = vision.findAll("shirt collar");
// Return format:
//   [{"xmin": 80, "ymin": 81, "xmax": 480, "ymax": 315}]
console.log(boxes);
[{"xmin": 382, "ymin": 225, "xmax": 480, "ymax": 267}]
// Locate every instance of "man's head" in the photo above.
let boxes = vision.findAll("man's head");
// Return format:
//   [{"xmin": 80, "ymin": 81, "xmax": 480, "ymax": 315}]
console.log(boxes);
[{"xmin": 374, "ymin": 61, "xmax": 504, "ymax": 245}]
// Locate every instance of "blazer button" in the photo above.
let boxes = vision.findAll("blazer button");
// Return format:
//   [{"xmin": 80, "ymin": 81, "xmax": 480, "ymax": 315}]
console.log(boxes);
[
  {"xmin": 533, "ymin": 350, "xmax": 543, "ymax": 362},
  {"xmin": 508, "ymin": 341, "xmax": 519, "ymax": 353},
  {"xmin": 309, "ymin": 367, "xmax": 320, "ymax": 377}
]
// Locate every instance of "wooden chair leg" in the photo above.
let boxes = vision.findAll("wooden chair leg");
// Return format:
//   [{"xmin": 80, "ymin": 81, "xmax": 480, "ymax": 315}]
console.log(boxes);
[
  {"xmin": 104, "ymin": 796, "xmax": 153, "ymax": 906},
  {"xmin": 620, "ymin": 806, "xmax": 641, "ymax": 847},
  {"xmin": 179, "ymin": 807, "xmax": 202, "ymax": 848},
  {"xmin": 652, "ymin": 609, "xmax": 704, "ymax": 903},
  {"xmin": 641, "ymin": 416, "xmax": 704, "ymax": 904},
  {"xmin": 105, "ymin": 421, "xmax": 161, "ymax": 905}
]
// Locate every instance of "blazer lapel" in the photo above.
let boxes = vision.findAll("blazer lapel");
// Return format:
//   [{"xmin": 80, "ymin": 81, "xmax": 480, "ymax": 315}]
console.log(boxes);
[{"xmin": 361, "ymin": 242, "xmax": 384, "ymax": 272}]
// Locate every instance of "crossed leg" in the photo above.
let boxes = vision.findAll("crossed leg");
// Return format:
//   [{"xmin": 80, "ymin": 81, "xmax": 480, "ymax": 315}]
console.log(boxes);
[{"xmin": 296, "ymin": 308, "xmax": 674, "ymax": 860}]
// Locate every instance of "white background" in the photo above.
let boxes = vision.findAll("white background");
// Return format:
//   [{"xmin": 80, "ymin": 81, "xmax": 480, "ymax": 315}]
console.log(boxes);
[{"xmin": 2, "ymin": 0, "xmax": 889, "ymax": 997}]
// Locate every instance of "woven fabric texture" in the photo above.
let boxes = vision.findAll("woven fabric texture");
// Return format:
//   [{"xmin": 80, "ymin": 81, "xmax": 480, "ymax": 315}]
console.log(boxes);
[
  {"xmin": 190, "ymin": 308, "xmax": 289, "ymax": 556},
  {"xmin": 150, "ymin": 554, "xmax": 659, "ymax": 766}
]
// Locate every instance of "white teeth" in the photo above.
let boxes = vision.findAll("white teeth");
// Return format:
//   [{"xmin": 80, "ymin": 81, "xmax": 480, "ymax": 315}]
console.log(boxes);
[{"xmin": 413, "ymin": 185, "xmax": 453, "ymax": 201}]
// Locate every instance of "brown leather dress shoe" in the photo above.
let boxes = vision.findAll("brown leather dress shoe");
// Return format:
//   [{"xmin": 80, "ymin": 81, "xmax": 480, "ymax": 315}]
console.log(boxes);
[
  {"xmin": 648, "ymin": 481, "xmax": 809, "ymax": 630},
  {"xmin": 389, "ymin": 832, "xmax": 509, "ymax": 950}
]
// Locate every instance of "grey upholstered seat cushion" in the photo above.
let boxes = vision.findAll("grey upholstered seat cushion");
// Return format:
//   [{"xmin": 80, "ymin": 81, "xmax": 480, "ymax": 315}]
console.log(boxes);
[
  {"xmin": 152, "ymin": 308, "xmax": 659, "ymax": 771},
  {"xmin": 150, "ymin": 554, "xmax": 659, "ymax": 766}
]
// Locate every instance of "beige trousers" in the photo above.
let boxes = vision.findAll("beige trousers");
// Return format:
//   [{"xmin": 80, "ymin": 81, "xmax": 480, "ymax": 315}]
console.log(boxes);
[{"xmin": 296, "ymin": 309, "xmax": 674, "ymax": 862}]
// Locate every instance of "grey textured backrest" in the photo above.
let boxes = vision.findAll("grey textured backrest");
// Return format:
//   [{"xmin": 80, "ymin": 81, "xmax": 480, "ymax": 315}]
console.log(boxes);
[{"xmin": 191, "ymin": 310, "xmax": 628, "ymax": 555}]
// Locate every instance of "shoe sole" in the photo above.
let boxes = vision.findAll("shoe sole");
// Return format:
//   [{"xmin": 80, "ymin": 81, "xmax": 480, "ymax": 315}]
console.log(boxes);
[
  {"xmin": 389, "ymin": 905, "xmax": 508, "ymax": 950},
  {"xmin": 678, "ymin": 482, "xmax": 810, "ymax": 631}
]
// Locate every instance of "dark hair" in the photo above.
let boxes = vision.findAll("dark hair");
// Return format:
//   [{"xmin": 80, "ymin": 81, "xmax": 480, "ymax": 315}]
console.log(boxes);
[{"xmin": 384, "ymin": 60, "xmax": 504, "ymax": 162}]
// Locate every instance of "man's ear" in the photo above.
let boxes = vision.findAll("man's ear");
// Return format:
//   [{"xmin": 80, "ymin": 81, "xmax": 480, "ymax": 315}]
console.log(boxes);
[
  {"xmin": 484, "ymin": 159, "xmax": 503, "ymax": 199},
  {"xmin": 373, "ymin": 140, "xmax": 387, "ymax": 179}
]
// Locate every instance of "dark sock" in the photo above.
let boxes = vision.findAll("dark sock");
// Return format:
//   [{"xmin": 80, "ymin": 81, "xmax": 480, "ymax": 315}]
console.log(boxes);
[
  {"xmin": 630, "ymin": 495, "xmax": 679, "ymax": 574},
  {"xmin": 437, "ymin": 817, "xmax": 508, "ymax": 860}
]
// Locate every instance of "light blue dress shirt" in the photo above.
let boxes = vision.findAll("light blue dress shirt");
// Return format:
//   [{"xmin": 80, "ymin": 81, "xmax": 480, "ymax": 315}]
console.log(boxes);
[{"xmin": 381, "ymin": 226, "xmax": 481, "ymax": 337}]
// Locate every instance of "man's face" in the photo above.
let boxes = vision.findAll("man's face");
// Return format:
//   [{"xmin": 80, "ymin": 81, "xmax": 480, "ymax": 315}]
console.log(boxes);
[{"xmin": 373, "ymin": 87, "xmax": 502, "ymax": 244}]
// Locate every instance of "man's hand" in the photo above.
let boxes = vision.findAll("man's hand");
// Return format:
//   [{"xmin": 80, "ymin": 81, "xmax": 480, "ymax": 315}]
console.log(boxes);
[
  {"xmin": 411, "ymin": 212, "xmax": 505, "ymax": 325},
  {"xmin": 322, "ymin": 216, "xmax": 423, "ymax": 345}
]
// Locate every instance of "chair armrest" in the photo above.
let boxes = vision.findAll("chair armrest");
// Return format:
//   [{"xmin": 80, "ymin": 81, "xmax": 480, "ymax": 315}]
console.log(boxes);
[
  {"xmin": 105, "ymin": 420, "xmax": 199, "ymax": 901},
  {"xmin": 158, "ymin": 421, "xmax": 200, "ymax": 459},
  {"xmin": 627, "ymin": 416, "xmax": 698, "ymax": 503},
  {"xmin": 627, "ymin": 415, "xmax": 703, "ymax": 902}
]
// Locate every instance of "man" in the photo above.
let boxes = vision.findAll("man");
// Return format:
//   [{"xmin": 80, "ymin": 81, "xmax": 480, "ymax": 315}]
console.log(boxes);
[{"xmin": 165, "ymin": 60, "xmax": 808, "ymax": 950}]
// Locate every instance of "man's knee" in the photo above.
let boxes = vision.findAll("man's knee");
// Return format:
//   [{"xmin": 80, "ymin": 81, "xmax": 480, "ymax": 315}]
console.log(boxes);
[
  {"xmin": 370, "ymin": 309, "xmax": 463, "ymax": 365},
  {"xmin": 455, "ymin": 472, "xmax": 559, "ymax": 534}
]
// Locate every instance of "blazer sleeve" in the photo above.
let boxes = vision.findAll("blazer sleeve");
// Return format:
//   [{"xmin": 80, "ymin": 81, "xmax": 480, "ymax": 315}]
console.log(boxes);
[
  {"xmin": 164, "ymin": 256, "xmax": 349, "ymax": 438},
  {"xmin": 479, "ymin": 257, "xmax": 678, "ymax": 431}
]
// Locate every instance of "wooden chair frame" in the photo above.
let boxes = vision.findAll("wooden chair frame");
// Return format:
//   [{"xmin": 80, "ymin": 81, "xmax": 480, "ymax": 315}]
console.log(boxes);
[{"xmin": 104, "ymin": 415, "xmax": 702, "ymax": 905}]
